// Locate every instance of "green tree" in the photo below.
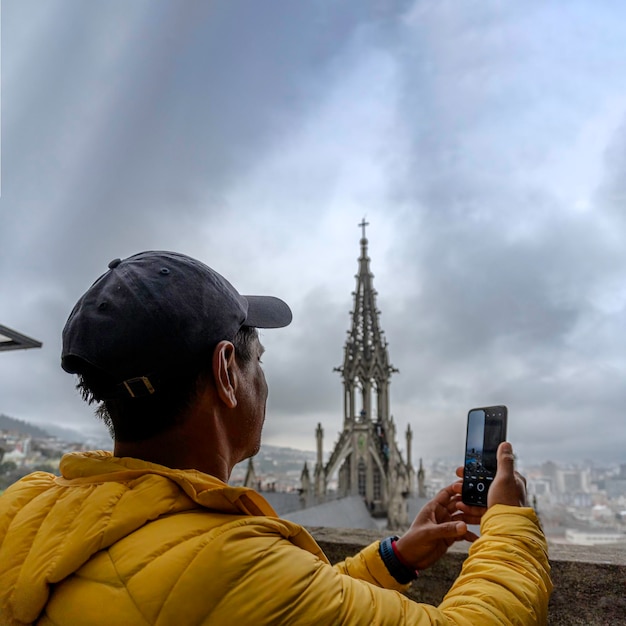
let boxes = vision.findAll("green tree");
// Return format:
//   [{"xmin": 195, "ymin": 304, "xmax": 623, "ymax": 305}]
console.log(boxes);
[{"xmin": 0, "ymin": 461, "xmax": 17, "ymax": 475}]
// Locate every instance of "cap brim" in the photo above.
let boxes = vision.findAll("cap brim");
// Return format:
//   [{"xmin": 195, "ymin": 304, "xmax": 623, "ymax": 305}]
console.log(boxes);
[{"xmin": 244, "ymin": 296, "xmax": 292, "ymax": 328}]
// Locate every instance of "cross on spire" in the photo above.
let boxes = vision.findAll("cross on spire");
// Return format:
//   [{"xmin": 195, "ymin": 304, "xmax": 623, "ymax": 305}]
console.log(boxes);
[{"xmin": 358, "ymin": 218, "xmax": 369, "ymax": 239}]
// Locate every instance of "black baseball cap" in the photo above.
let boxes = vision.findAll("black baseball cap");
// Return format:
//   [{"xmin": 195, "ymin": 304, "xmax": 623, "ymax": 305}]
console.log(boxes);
[{"xmin": 61, "ymin": 251, "xmax": 292, "ymax": 396}]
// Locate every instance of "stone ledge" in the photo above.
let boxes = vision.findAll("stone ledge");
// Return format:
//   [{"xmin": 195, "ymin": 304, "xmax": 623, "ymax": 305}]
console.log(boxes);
[{"xmin": 309, "ymin": 527, "xmax": 626, "ymax": 625}]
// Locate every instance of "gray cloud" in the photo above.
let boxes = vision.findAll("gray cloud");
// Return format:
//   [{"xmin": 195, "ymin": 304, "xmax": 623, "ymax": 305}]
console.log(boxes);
[{"xmin": 1, "ymin": 0, "xmax": 626, "ymax": 467}]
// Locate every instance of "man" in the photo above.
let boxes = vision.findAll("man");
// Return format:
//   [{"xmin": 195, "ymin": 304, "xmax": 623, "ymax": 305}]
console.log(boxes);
[{"xmin": 0, "ymin": 251, "xmax": 552, "ymax": 625}]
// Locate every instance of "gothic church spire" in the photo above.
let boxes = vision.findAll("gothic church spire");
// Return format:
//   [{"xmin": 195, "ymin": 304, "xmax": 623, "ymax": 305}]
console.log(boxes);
[
  {"xmin": 336, "ymin": 218, "xmax": 397, "ymax": 426},
  {"xmin": 306, "ymin": 221, "xmax": 414, "ymax": 529}
]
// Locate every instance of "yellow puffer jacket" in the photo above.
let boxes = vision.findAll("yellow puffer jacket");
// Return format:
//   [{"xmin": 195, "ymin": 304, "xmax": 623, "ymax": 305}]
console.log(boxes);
[{"xmin": 0, "ymin": 451, "xmax": 551, "ymax": 625}]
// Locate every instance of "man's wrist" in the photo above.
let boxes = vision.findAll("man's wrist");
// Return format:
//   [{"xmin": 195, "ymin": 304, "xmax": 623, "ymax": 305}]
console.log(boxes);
[{"xmin": 379, "ymin": 536, "xmax": 418, "ymax": 584}]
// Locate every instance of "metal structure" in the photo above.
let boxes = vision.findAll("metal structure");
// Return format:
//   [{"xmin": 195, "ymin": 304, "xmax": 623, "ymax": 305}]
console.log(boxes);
[{"xmin": 0, "ymin": 324, "xmax": 43, "ymax": 352}]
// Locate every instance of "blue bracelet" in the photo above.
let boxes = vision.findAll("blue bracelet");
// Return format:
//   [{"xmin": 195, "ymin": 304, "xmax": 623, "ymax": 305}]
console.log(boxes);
[{"xmin": 379, "ymin": 536, "xmax": 418, "ymax": 584}]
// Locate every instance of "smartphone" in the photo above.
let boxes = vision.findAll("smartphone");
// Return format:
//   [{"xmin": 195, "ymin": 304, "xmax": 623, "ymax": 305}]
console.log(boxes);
[{"xmin": 461, "ymin": 405, "xmax": 508, "ymax": 507}]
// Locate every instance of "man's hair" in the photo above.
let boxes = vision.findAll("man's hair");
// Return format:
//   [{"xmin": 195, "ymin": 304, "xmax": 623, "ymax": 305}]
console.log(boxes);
[{"xmin": 77, "ymin": 326, "xmax": 259, "ymax": 442}]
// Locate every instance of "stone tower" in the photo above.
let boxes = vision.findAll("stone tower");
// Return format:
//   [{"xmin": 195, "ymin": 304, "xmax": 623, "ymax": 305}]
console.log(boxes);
[
  {"xmin": 312, "ymin": 220, "xmax": 414, "ymax": 529},
  {"xmin": 243, "ymin": 457, "xmax": 259, "ymax": 491}
]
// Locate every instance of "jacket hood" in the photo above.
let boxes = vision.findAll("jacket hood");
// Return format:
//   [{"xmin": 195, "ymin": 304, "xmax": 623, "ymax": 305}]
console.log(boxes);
[{"xmin": 0, "ymin": 451, "xmax": 277, "ymax": 625}]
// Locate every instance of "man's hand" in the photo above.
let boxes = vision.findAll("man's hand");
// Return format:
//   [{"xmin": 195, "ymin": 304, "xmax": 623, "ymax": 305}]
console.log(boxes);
[
  {"xmin": 394, "ymin": 442, "xmax": 527, "ymax": 571},
  {"xmin": 487, "ymin": 441, "xmax": 528, "ymax": 507},
  {"xmin": 394, "ymin": 485, "xmax": 485, "ymax": 571}
]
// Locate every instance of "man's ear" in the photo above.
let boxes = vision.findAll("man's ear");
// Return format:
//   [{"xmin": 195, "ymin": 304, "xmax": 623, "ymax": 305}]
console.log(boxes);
[{"xmin": 213, "ymin": 340, "xmax": 238, "ymax": 408}]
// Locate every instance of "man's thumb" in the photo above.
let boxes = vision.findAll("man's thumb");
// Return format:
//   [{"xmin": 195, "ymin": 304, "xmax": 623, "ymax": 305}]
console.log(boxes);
[{"xmin": 497, "ymin": 441, "xmax": 515, "ymax": 475}]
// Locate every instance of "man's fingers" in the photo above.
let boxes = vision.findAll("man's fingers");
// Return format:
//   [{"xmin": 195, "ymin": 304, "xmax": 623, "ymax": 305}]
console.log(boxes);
[
  {"xmin": 460, "ymin": 529, "xmax": 480, "ymax": 543},
  {"xmin": 430, "ymin": 483, "xmax": 459, "ymax": 508},
  {"xmin": 452, "ymin": 508, "xmax": 484, "ymax": 526},
  {"xmin": 424, "ymin": 520, "xmax": 468, "ymax": 541}
]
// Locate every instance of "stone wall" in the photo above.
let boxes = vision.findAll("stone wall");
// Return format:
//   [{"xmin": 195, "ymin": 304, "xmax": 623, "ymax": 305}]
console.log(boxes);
[{"xmin": 310, "ymin": 527, "xmax": 626, "ymax": 625}]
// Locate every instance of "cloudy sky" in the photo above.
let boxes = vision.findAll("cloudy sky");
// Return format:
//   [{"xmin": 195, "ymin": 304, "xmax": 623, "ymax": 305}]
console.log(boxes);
[{"xmin": 2, "ymin": 0, "xmax": 626, "ymax": 467}]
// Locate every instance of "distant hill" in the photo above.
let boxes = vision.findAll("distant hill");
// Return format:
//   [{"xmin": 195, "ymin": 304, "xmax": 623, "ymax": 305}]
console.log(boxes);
[
  {"xmin": 0, "ymin": 414, "xmax": 315, "ymax": 462},
  {"xmin": 0, "ymin": 414, "xmax": 100, "ymax": 444},
  {"xmin": 232, "ymin": 444, "xmax": 317, "ymax": 481},
  {"xmin": 31, "ymin": 422, "xmax": 88, "ymax": 443},
  {"xmin": 0, "ymin": 413, "xmax": 315, "ymax": 478},
  {"xmin": 0, "ymin": 414, "xmax": 50, "ymax": 438}
]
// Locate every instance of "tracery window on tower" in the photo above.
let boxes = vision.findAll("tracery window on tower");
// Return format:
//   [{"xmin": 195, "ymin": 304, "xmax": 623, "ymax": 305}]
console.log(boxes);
[
  {"xmin": 357, "ymin": 458, "xmax": 366, "ymax": 497},
  {"xmin": 373, "ymin": 464, "xmax": 382, "ymax": 500},
  {"xmin": 351, "ymin": 377, "xmax": 384, "ymax": 422}
]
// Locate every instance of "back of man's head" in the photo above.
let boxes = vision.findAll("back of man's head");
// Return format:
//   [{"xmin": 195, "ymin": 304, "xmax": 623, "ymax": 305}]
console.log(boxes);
[{"xmin": 61, "ymin": 251, "xmax": 292, "ymax": 441}]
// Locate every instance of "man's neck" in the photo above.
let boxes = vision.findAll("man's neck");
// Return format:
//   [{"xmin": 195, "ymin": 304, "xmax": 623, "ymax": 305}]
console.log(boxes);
[{"xmin": 113, "ymin": 428, "xmax": 232, "ymax": 482}]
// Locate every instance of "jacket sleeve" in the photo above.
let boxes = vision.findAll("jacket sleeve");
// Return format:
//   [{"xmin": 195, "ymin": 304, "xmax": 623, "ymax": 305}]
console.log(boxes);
[
  {"xmin": 436, "ymin": 505, "xmax": 553, "ymax": 624},
  {"xmin": 330, "ymin": 505, "xmax": 551, "ymax": 625},
  {"xmin": 198, "ymin": 505, "xmax": 551, "ymax": 625},
  {"xmin": 332, "ymin": 540, "xmax": 412, "ymax": 592}
]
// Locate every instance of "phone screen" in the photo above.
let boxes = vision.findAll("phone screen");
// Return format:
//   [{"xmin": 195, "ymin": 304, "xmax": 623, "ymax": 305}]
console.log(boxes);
[{"xmin": 462, "ymin": 405, "xmax": 507, "ymax": 507}]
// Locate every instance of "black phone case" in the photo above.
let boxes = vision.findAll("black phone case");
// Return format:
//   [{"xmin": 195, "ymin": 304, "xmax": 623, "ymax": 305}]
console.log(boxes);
[{"xmin": 461, "ymin": 405, "xmax": 508, "ymax": 507}]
